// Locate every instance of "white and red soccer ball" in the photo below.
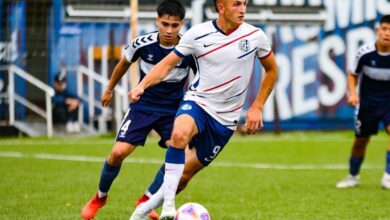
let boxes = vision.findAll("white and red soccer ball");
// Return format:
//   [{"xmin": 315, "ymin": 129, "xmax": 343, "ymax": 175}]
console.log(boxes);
[{"xmin": 175, "ymin": 202, "xmax": 211, "ymax": 220}]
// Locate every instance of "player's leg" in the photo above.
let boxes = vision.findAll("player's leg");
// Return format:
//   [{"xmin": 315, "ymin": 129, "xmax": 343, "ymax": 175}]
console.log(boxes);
[
  {"xmin": 135, "ymin": 165, "xmax": 163, "ymax": 220},
  {"xmin": 337, "ymin": 105, "xmax": 380, "ymax": 188},
  {"xmin": 178, "ymin": 117, "xmax": 234, "ymax": 192},
  {"xmin": 335, "ymin": 136, "xmax": 370, "ymax": 188},
  {"xmin": 82, "ymin": 109, "xmax": 153, "ymax": 219},
  {"xmin": 132, "ymin": 127, "xmax": 232, "ymax": 220},
  {"xmin": 81, "ymin": 141, "xmax": 136, "ymax": 219},
  {"xmin": 160, "ymin": 101, "xmax": 233, "ymax": 219},
  {"xmin": 160, "ymin": 114, "xmax": 198, "ymax": 219},
  {"xmin": 134, "ymin": 113, "xmax": 176, "ymax": 220},
  {"xmin": 349, "ymin": 136, "xmax": 370, "ymax": 176},
  {"xmin": 130, "ymin": 147, "xmax": 204, "ymax": 220},
  {"xmin": 137, "ymin": 113, "xmax": 174, "ymax": 202},
  {"xmin": 177, "ymin": 147, "xmax": 205, "ymax": 194},
  {"xmin": 381, "ymin": 116, "xmax": 390, "ymax": 189}
]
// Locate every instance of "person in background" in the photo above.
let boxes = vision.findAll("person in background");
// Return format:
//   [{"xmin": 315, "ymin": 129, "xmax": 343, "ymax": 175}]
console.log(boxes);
[
  {"xmin": 52, "ymin": 70, "xmax": 80, "ymax": 133},
  {"xmin": 336, "ymin": 15, "xmax": 390, "ymax": 189}
]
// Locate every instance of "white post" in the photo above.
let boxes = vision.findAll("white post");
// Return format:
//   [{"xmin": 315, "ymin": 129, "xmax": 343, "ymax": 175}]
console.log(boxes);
[
  {"xmin": 77, "ymin": 68, "xmax": 83, "ymax": 128},
  {"xmin": 121, "ymin": 46, "xmax": 129, "ymax": 112},
  {"xmin": 129, "ymin": 0, "xmax": 139, "ymax": 91},
  {"xmin": 192, "ymin": 0, "xmax": 206, "ymax": 26},
  {"xmin": 88, "ymin": 46, "xmax": 95, "ymax": 131},
  {"xmin": 114, "ymin": 91, "xmax": 122, "ymax": 132},
  {"xmin": 99, "ymin": 45, "xmax": 108, "ymax": 133},
  {"xmin": 8, "ymin": 67, "xmax": 15, "ymax": 125},
  {"xmin": 46, "ymin": 93, "xmax": 53, "ymax": 138},
  {"xmin": 189, "ymin": 0, "xmax": 206, "ymax": 84}
]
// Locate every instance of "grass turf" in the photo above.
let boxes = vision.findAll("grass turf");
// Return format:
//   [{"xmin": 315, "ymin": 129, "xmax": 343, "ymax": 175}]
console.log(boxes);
[{"xmin": 0, "ymin": 131, "xmax": 389, "ymax": 219}]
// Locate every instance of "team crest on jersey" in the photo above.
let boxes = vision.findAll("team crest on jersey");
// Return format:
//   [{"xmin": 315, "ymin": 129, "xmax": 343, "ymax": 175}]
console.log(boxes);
[
  {"xmin": 239, "ymin": 39, "xmax": 250, "ymax": 52},
  {"xmin": 181, "ymin": 104, "xmax": 192, "ymax": 111}
]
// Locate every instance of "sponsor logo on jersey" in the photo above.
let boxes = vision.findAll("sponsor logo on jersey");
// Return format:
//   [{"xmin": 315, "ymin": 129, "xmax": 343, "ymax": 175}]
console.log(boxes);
[
  {"xmin": 203, "ymin": 43, "xmax": 214, "ymax": 47},
  {"xmin": 239, "ymin": 39, "xmax": 250, "ymax": 52},
  {"xmin": 147, "ymin": 54, "xmax": 153, "ymax": 61}
]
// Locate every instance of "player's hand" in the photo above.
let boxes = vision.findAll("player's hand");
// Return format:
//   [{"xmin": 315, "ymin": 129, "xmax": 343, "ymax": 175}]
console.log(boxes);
[
  {"xmin": 245, "ymin": 106, "xmax": 264, "ymax": 135},
  {"xmin": 129, "ymin": 86, "xmax": 144, "ymax": 103},
  {"xmin": 347, "ymin": 94, "xmax": 359, "ymax": 107},
  {"xmin": 101, "ymin": 89, "xmax": 113, "ymax": 108}
]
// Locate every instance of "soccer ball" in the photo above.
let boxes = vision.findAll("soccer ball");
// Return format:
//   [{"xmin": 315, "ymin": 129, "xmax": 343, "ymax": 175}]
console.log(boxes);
[{"xmin": 175, "ymin": 202, "xmax": 211, "ymax": 220}]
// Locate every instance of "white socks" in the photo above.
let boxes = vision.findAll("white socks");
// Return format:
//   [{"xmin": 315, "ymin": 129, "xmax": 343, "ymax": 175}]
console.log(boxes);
[
  {"xmin": 98, "ymin": 190, "xmax": 107, "ymax": 198},
  {"xmin": 163, "ymin": 162, "xmax": 185, "ymax": 203},
  {"xmin": 138, "ymin": 187, "xmax": 164, "ymax": 214}
]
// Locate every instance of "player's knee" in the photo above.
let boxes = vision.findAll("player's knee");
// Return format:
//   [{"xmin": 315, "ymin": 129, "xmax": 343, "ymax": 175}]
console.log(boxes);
[
  {"xmin": 354, "ymin": 137, "xmax": 370, "ymax": 148},
  {"xmin": 108, "ymin": 149, "xmax": 127, "ymax": 164},
  {"xmin": 171, "ymin": 129, "xmax": 191, "ymax": 146}
]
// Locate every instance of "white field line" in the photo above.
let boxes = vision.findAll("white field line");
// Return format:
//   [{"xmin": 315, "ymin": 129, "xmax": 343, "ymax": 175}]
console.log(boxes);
[
  {"xmin": 0, "ymin": 151, "xmax": 382, "ymax": 170},
  {"xmin": 0, "ymin": 135, "xmax": 387, "ymax": 146}
]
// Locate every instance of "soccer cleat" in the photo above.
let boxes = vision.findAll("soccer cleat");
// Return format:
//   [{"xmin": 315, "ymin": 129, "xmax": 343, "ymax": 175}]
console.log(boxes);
[
  {"xmin": 147, "ymin": 210, "xmax": 159, "ymax": 220},
  {"xmin": 381, "ymin": 172, "xmax": 390, "ymax": 189},
  {"xmin": 135, "ymin": 195, "xmax": 159, "ymax": 220},
  {"xmin": 129, "ymin": 207, "xmax": 148, "ymax": 220},
  {"xmin": 336, "ymin": 175, "xmax": 360, "ymax": 188},
  {"xmin": 159, "ymin": 202, "xmax": 176, "ymax": 220},
  {"xmin": 81, "ymin": 193, "xmax": 107, "ymax": 219}
]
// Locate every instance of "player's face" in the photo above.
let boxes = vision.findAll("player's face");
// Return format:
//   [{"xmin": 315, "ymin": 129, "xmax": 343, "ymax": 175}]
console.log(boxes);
[
  {"xmin": 221, "ymin": 0, "xmax": 247, "ymax": 26},
  {"xmin": 156, "ymin": 15, "xmax": 183, "ymax": 46},
  {"xmin": 377, "ymin": 22, "xmax": 390, "ymax": 48}
]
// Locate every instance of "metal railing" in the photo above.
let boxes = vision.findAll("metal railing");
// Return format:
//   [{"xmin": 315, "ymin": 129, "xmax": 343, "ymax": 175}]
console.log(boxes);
[
  {"xmin": 0, "ymin": 64, "xmax": 128, "ymax": 137},
  {"xmin": 75, "ymin": 65, "xmax": 128, "ymax": 133},
  {"xmin": 4, "ymin": 65, "xmax": 55, "ymax": 137}
]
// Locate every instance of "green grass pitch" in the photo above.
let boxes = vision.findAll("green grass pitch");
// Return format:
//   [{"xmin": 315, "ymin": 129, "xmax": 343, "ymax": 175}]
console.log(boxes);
[{"xmin": 0, "ymin": 131, "xmax": 389, "ymax": 219}]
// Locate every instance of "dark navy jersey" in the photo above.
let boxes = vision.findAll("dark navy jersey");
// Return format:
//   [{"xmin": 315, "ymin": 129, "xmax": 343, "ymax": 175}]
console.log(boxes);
[
  {"xmin": 352, "ymin": 42, "xmax": 390, "ymax": 106},
  {"xmin": 124, "ymin": 31, "xmax": 196, "ymax": 113}
]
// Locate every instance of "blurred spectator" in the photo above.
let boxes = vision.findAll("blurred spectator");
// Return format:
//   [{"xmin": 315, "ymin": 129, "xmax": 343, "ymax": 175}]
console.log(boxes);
[{"xmin": 52, "ymin": 71, "xmax": 80, "ymax": 133}]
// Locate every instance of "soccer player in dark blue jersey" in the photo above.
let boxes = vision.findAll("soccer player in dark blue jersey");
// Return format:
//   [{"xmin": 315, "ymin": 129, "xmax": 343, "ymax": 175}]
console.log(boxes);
[
  {"xmin": 336, "ymin": 15, "xmax": 390, "ymax": 189},
  {"xmin": 81, "ymin": 1, "xmax": 195, "ymax": 219}
]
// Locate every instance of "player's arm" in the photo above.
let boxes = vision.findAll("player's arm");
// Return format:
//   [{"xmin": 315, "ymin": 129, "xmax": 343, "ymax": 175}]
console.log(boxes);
[
  {"xmin": 129, "ymin": 51, "xmax": 181, "ymax": 103},
  {"xmin": 246, "ymin": 53, "xmax": 278, "ymax": 135},
  {"xmin": 101, "ymin": 56, "xmax": 132, "ymax": 108},
  {"xmin": 347, "ymin": 70, "xmax": 359, "ymax": 107}
]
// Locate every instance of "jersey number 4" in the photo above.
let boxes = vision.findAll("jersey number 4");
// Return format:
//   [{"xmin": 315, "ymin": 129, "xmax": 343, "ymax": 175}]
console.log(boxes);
[
  {"xmin": 120, "ymin": 120, "xmax": 132, "ymax": 133},
  {"xmin": 118, "ymin": 120, "xmax": 132, "ymax": 138}
]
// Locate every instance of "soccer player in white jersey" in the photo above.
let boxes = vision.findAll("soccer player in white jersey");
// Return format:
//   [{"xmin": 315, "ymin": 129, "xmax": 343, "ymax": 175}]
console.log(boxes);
[
  {"xmin": 129, "ymin": 0, "xmax": 278, "ymax": 219},
  {"xmin": 80, "ymin": 1, "xmax": 195, "ymax": 219},
  {"xmin": 336, "ymin": 15, "xmax": 390, "ymax": 189}
]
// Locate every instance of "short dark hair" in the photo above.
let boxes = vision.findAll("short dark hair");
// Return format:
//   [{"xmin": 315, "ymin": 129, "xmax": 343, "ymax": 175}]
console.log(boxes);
[
  {"xmin": 157, "ymin": 0, "xmax": 185, "ymax": 20},
  {"xmin": 380, "ymin": 15, "xmax": 390, "ymax": 24},
  {"xmin": 213, "ymin": 0, "xmax": 219, "ymax": 13}
]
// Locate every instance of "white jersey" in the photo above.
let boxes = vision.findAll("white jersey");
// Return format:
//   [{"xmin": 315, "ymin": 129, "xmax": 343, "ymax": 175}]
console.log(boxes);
[{"xmin": 173, "ymin": 20, "xmax": 272, "ymax": 130}]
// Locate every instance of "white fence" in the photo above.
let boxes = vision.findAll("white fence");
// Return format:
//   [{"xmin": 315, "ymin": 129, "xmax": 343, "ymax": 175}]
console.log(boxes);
[{"xmin": 2, "ymin": 65, "xmax": 55, "ymax": 137}]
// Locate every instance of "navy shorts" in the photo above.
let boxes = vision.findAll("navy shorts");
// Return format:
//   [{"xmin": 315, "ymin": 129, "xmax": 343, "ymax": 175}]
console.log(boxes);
[
  {"xmin": 354, "ymin": 104, "xmax": 390, "ymax": 137},
  {"xmin": 115, "ymin": 108, "xmax": 175, "ymax": 148},
  {"xmin": 176, "ymin": 101, "xmax": 234, "ymax": 166}
]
